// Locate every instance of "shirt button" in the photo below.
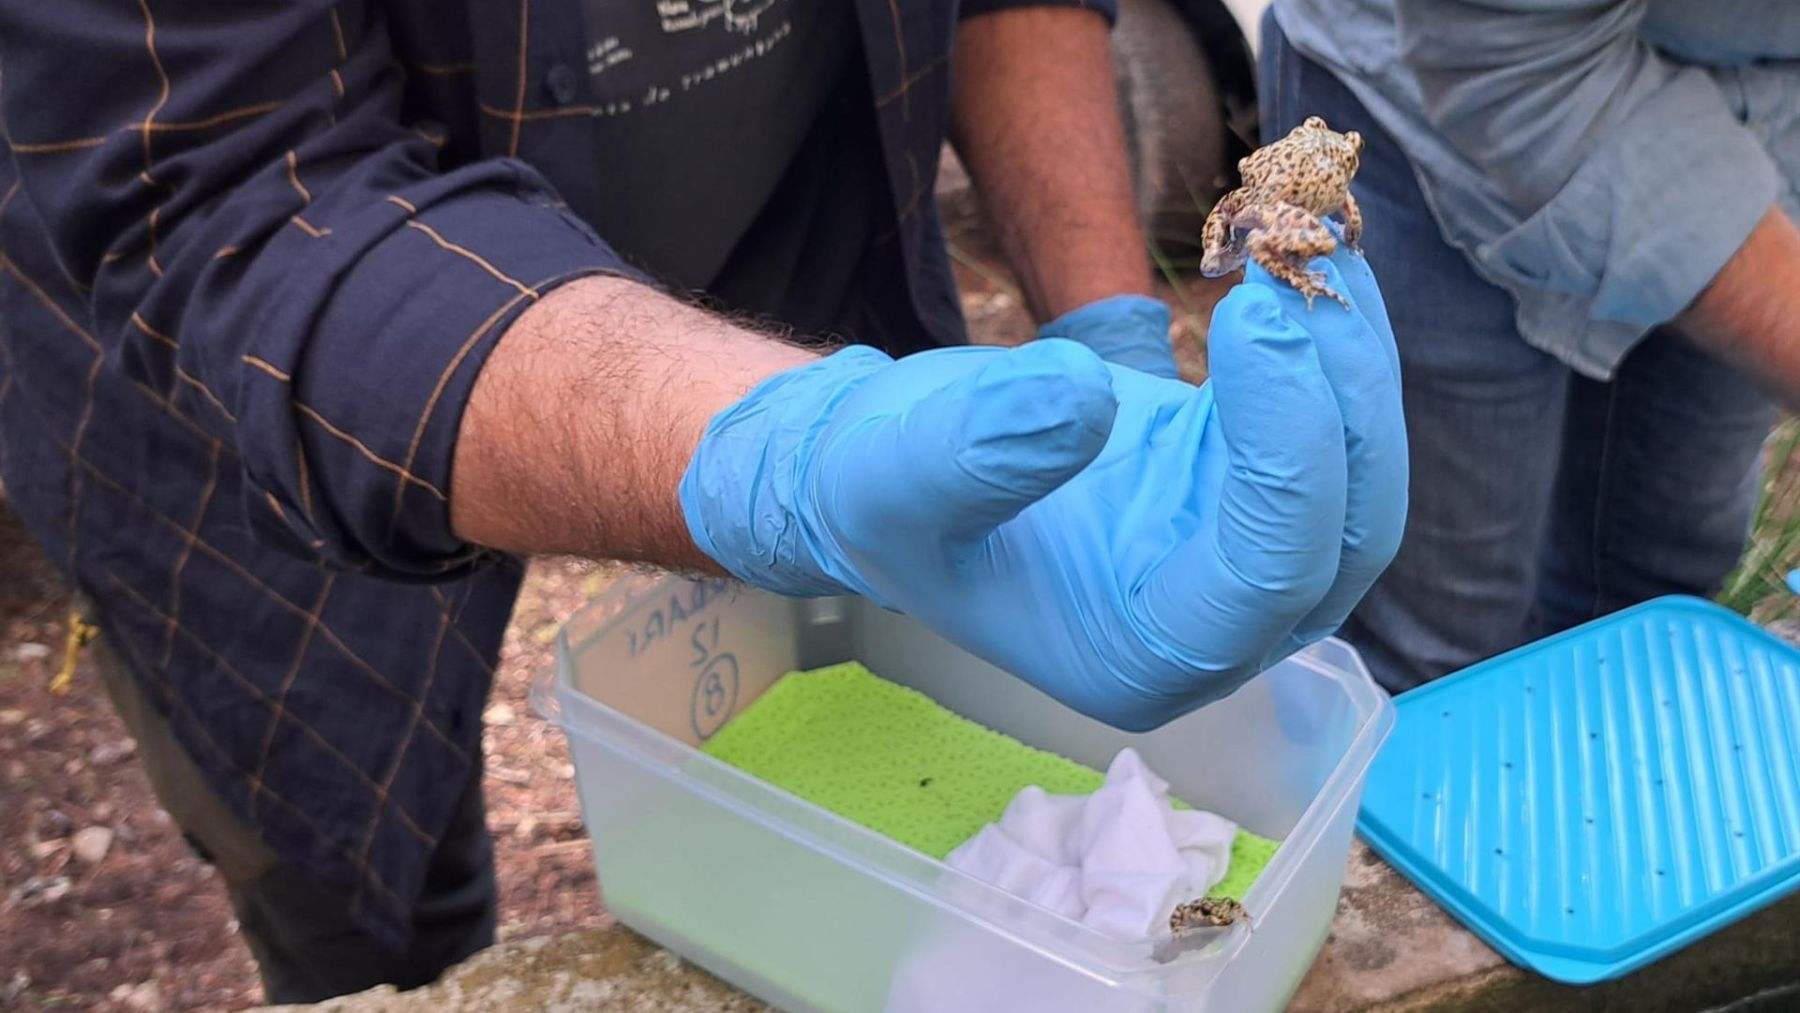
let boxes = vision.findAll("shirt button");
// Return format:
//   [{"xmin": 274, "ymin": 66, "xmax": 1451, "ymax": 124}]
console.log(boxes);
[{"xmin": 544, "ymin": 63, "xmax": 580, "ymax": 105}]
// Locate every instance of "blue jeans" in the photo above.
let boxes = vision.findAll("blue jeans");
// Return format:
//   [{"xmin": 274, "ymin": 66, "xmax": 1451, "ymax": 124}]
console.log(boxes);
[{"xmin": 1260, "ymin": 10, "xmax": 1777, "ymax": 694}]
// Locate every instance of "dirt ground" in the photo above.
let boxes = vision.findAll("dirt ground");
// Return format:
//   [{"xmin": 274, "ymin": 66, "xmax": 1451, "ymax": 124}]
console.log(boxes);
[
  {"xmin": 0, "ymin": 179, "xmax": 1231, "ymax": 1012},
  {"xmin": 0, "ymin": 508, "xmax": 627, "ymax": 1013}
]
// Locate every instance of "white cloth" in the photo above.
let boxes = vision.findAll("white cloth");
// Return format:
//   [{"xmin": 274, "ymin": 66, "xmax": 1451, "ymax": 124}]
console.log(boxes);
[{"xmin": 943, "ymin": 747, "xmax": 1238, "ymax": 941}]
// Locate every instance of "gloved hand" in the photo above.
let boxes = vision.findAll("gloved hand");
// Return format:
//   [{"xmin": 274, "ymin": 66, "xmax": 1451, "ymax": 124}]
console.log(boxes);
[
  {"xmin": 680, "ymin": 239, "xmax": 1406, "ymax": 730},
  {"xmin": 1036, "ymin": 294, "xmax": 1180, "ymax": 379}
]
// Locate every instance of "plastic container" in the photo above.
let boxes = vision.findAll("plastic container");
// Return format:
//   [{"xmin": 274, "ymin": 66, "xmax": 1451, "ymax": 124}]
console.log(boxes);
[{"xmin": 537, "ymin": 573, "xmax": 1395, "ymax": 1012}]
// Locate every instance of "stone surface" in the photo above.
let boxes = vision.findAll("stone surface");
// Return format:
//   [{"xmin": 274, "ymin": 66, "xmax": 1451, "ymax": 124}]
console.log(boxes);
[
  {"xmin": 1290, "ymin": 841, "xmax": 1504, "ymax": 1012},
  {"xmin": 258, "ymin": 927, "xmax": 769, "ymax": 1013},
  {"xmin": 262, "ymin": 838, "xmax": 1800, "ymax": 1012},
  {"xmin": 111, "ymin": 980, "xmax": 165, "ymax": 1012},
  {"xmin": 1292, "ymin": 840, "xmax": 1800, "ymax": 1013},
  {"xmin": 70, "ymin": 826, "xmax": 115, "ymax": 865}
]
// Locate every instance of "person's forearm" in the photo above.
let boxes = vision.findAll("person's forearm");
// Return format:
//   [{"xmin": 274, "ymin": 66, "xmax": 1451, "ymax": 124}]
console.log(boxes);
[
  {"xmin": 949, "ymin": 7, "xmax": 1151, "ymax": 323},
  {"xmin": 449, "ymin": 275, "xmax": 820, "ymax": 568},
  {"xmin": 1676, "ymin": 206, "xmax": 1800, "ymax": 409}
]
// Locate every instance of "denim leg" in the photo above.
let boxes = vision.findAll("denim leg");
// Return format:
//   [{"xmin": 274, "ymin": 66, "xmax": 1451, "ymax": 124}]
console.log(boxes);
[
  {"xmin": 1528, "ymin": 327, "xmax": 1774, "ymax": 639},
  {"xmin": 1259, "ymin": 11, "xmax": 1571, "ymax": 693}
]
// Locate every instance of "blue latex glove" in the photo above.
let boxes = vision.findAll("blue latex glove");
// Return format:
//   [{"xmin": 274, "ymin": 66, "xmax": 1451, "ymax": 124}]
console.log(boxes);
[
  {"xmin": 680, "ymin": 241, "xmax": 1406, "ymax": 730},
  {"xmin": 1036, "ymin": 294, "xmax": 1180, "ymax": 379}
]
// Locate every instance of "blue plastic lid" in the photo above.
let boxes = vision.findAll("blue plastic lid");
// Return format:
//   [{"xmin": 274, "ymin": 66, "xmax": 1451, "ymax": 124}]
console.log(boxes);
[{"xmin": 1356, "ymin": 595, "xmax": 1800, "ymax": 984}]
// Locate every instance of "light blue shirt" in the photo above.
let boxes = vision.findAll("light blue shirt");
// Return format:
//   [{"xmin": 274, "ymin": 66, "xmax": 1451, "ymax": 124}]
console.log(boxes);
[{"xmin": 1273, "ymin": 0, "xmax": 1800, "ymax": 379}]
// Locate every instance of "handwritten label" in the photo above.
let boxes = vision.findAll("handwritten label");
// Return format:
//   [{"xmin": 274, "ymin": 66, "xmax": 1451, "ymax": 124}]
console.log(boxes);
[
  {"xmin": 625, "ymin": 578, "xmax": 736, "ymax": 659},
  {"xmin": 687, "ymin": 610, "xmax": 740, "ymax": 740}
]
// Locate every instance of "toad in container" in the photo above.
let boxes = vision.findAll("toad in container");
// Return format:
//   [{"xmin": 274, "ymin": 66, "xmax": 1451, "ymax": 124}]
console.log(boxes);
[{"xmin": 1169, "ymin": 896, "xmax": 1249, "ymax": 933}]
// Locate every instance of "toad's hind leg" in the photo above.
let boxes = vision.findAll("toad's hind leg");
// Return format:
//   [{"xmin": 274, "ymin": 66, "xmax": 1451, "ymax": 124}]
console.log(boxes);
[
  {"xmin": 1200, "ymin": 190, "xmax": 1248, "ymax": 277},
  {"xmin": 1241, "ymin": 203, "xmax": 1348, "ymax": 310},
  {"xmin": 1336, "ymin": 190, "xmax": 1363, "ymax": 249}
]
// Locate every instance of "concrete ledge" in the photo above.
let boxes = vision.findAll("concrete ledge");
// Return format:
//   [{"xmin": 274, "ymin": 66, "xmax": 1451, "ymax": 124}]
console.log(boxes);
[
  {"xmin": 265, "ymin": 839, "xmax": 1800, "ymax": 1012},
  {"xmin": 1291, "ymin": 841, "xmax": 1800, "ymax": 1012},
  {"xmin": 260, "ymin": 926, "xmax": 769, "ymax": 1013}
]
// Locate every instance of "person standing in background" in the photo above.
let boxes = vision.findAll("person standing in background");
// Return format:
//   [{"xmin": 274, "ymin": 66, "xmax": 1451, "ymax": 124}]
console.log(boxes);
[{"xmin": 1262, "ymin": 0, "xmax": 1800, "ymax": 692}]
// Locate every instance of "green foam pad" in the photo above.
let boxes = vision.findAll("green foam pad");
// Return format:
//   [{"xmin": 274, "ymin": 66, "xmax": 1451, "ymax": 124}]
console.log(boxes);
[{"xmin": 700, "ymin": 661, "xmax": 1279, "ymax": 902}]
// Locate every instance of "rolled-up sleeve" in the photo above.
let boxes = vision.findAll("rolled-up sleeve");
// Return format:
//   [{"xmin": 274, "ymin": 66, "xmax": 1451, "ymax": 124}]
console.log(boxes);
[
  {"xmin": 0, "ymin": 0, "xmax": 638, "ymax": 578},
  {"xmin": 1395, "ymin": 0, "xmax": 1781, "ymax": 337}
]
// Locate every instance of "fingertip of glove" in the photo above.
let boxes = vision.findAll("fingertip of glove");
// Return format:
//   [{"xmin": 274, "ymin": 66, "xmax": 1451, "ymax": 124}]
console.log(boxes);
[
  {"xmin": 999, "ymin": 338, "xmax": 1115, "ymax": 396},
  {"xmin": 1100, "ymin": 293, "xmax": 1173, "ymax": 333},
  {"xmin": 905, "ymin": 340, "xmax": 1118, "ymax": 528},
  {"xmin": 965, "ymin": 339, "xmax": 1119, "ymax": 445},
  {"xmin": 1011, "ymin": 334, "xmax": 1108, "ymax": 371},
  {"xmin": 1212, "ymin": 280, "xmax": 1296, "ymax": 334},
  {"xmin": 1333, "ymin": 248, "xmax": 1395, "ymax": 319}
]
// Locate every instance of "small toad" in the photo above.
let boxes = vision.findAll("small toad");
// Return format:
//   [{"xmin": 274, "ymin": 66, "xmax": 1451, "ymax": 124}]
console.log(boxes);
[
  {"xmin": 1200, "ymin": 115, "xmax": 1363, "ymax": 310},
  {"xmin": 1169, "ymin": 896, "xmax": 1249, "ymax": 933}
]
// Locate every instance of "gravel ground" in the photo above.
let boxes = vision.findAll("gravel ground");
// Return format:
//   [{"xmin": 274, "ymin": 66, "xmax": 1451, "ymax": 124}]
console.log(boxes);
[{"xmin": 0, "ymin": 519, "xmax": 624, "ymax": 1012}]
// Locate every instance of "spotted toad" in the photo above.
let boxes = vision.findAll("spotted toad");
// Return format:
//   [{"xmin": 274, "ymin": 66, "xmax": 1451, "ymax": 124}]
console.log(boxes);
[
  {"xmin": 1200, "ymin": 115, "xmax": 1363, "ymax": 309},
  {"xmin": 1169, "ymin": 896, "xmax": 1248, "ymax": 933}
]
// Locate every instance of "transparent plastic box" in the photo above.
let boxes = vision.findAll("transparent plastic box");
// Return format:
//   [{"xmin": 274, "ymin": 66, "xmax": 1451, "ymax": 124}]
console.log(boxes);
[{"xmin": 537, "ymin": 573, "xmax": 1395, "ymax": 1012}]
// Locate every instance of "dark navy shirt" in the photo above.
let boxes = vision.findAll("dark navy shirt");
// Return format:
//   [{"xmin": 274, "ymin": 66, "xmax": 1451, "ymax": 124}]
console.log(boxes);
[
  {"xmin": 0, "ymin": 0, "xmax": 1116, "ymax": 946},
  {"xmin": 573, "ymin": 0, "xmax": 861, "ymax": 295}
]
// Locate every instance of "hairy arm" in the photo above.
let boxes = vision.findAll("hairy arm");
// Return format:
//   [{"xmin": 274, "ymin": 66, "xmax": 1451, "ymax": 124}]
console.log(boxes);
[
  {"xmin": 1676, "ymin": 207, "xmax": 1800, "ymax": 407},
  {"xmin": 450, "ymin": 276, "xmax": 820, "ymax": 569},
  {"xmin": 0, "ymin": 2, "xmax": 831, "ymax": 578},
  {"xmin": 949, "ymin": 7, "xmax": 1152, "ymax": 323},
  {"xmin": 462, "ymin": 7, "xmax": 1151, "ymax": 568}
]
